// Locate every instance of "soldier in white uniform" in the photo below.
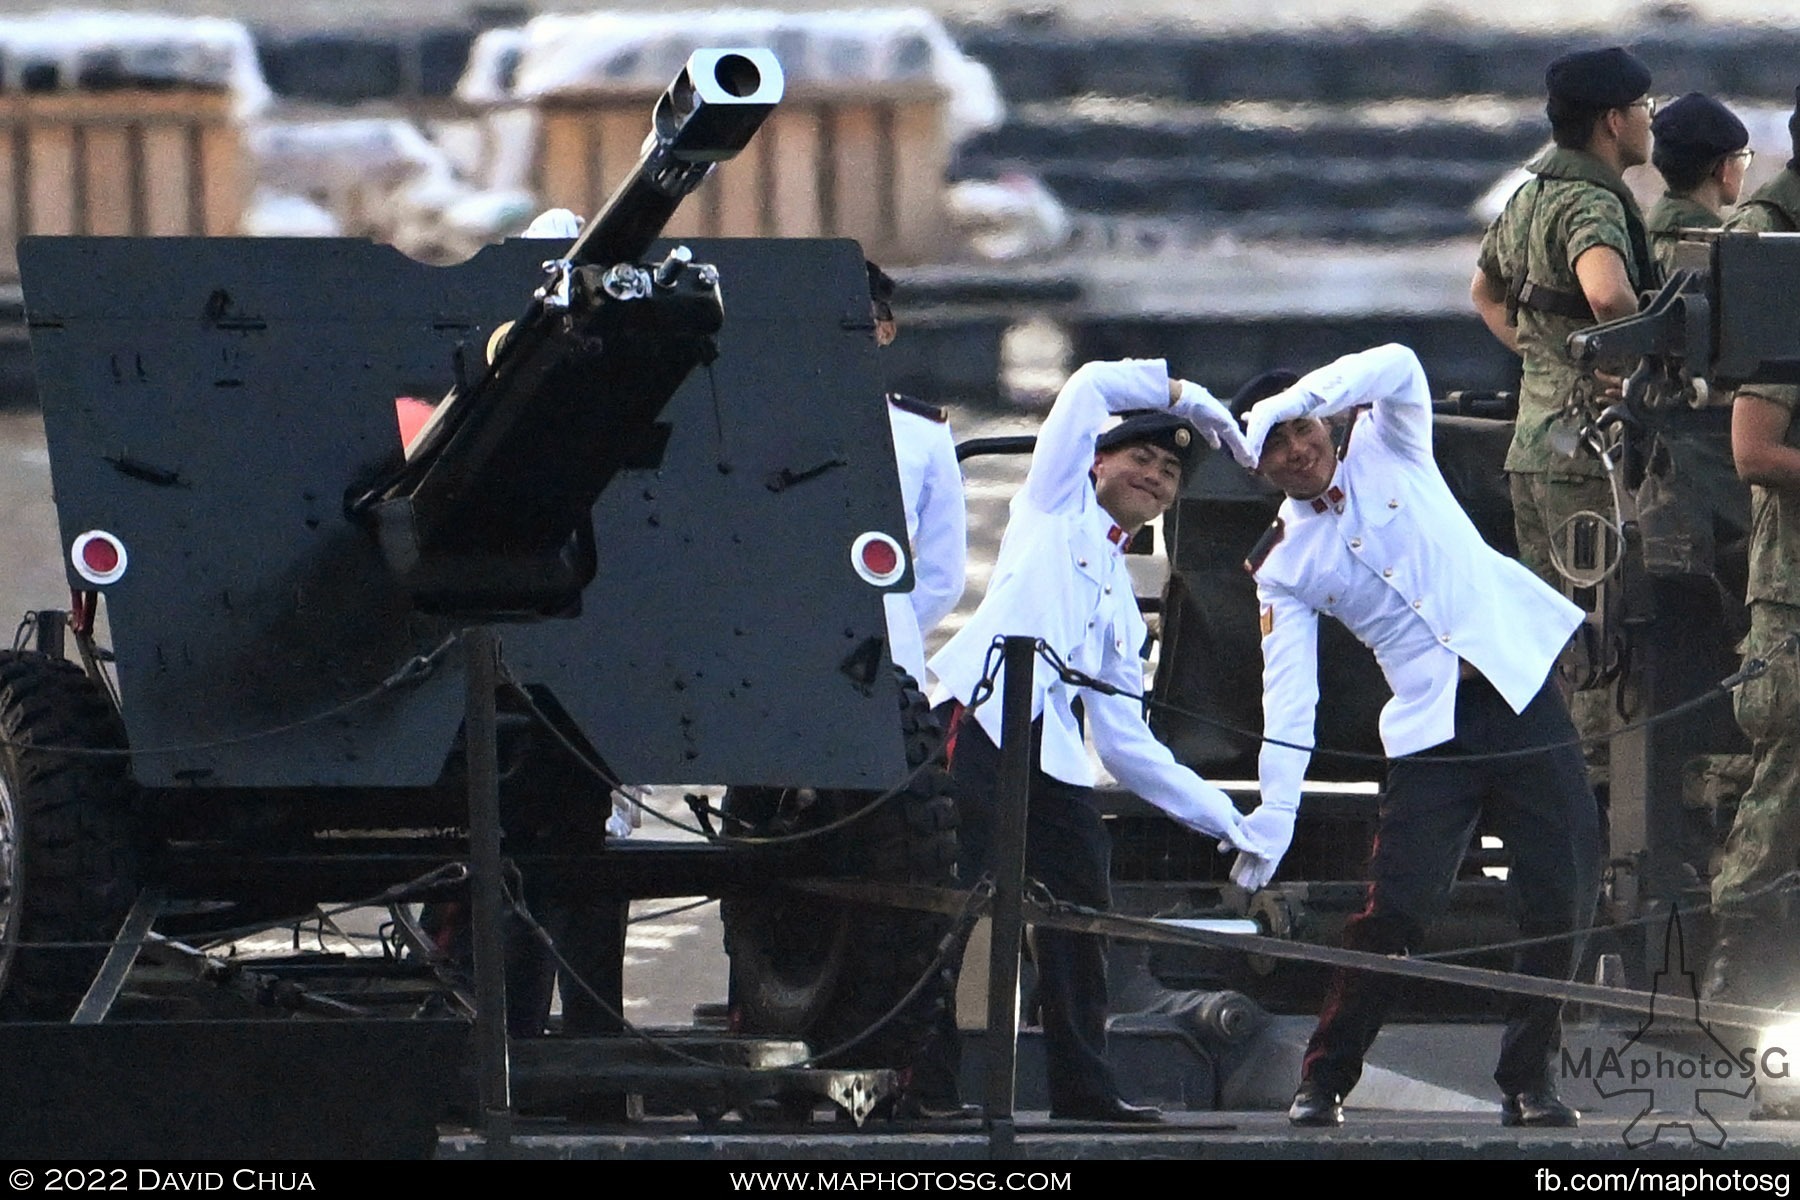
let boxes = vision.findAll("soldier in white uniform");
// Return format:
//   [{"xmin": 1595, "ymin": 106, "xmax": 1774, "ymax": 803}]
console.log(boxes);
[
  {"xmin": 922, "ymin": 358, "xmax": 1268, "ymax": 1123},
  {"xmin": 868, "ymin": 261, "xmax": 967, "ymax": 688},
  {"xmin": 1233, "ymin": 343, "xmax": 1600, "ymax": 1129}
]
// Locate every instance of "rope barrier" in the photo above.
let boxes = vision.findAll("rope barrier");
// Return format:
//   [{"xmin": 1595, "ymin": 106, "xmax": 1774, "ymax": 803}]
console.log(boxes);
[{"xmin": 1027, "ymin": 635, "xmax": 1797, "ymax": 767}]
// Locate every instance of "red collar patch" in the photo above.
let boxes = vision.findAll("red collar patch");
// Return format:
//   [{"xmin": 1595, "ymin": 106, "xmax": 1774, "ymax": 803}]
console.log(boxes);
[{"xmin": 1308, "ymin": 485, "xmax": 1346, "ymax": 515}]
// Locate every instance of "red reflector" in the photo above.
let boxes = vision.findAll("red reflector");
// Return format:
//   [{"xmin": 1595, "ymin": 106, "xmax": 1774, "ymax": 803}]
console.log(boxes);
[
  {"xmin": 860, "ymin": 538, "xmax": 899, "ymax": 577},
  {"xmin": 849, "ymin": 531, "xmax": 905, "ymax": 586},
  {"xmin": 81, "ymin": 537, "xmax": 120, "ymax": 575},
  {"xmin": 70, "ymin": 530, "xmax": 128, "ymax": 586}
]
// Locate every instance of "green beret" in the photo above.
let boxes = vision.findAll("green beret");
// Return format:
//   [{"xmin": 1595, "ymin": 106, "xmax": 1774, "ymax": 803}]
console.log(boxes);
[
  {"xmin": 1545, "ymin": 46, "xmax": 1651, "ymax": 109},
  {"xmin": 1652, "ymin": 93, "xmax": 1748, "ymax": 160}
]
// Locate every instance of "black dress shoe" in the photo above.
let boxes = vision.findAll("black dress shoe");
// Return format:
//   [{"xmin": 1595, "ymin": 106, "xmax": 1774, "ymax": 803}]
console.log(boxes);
[
  {"xmin": 1501, "ymin": 1087, "xmax": 1580, "ymax": 1128},
  {"xmin": 1288, "ymin": 1081, "xmax": 1344, "ymax": 1127},
  {"xmin": 1048, "ymin": 1097, "xmax": 1165, "ymax": 1124}
]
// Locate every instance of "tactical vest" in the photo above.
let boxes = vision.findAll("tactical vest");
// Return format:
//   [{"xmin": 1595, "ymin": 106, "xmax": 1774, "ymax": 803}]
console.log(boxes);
[{"xmin": 1504, "ymin": 148, "xmax": 1659, "ymax": 324}]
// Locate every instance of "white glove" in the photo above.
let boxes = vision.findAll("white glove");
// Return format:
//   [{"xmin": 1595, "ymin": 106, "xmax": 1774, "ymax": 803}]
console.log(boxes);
[
  {"xmin": 1231, "ymin": 850, "xmax": 1278, "ymax": 892},
  {"xmin": 1240, "ymin": 386, "xmax": 1315, "ymax": 467},
  {"xmin": 607, "ymin": 784, "xmax": 647, "ymax": 838},
  {"xmin": 1227, "ymin": 805, "xmax": 1297, "ymax": 892},
  {"xmin": 1175, "ymin": 381, "xmax": 1257, "ymax": 470},
  {"xmin": 523, "ymin": 207, "xmax": 583, "ymax": 239}
]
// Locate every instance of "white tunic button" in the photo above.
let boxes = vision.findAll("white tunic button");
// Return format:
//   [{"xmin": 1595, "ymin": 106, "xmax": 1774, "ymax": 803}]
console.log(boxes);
[
  {"xmin": 1388, "ymin": 499, "xmax": 1400, "ymax": 509},
  {"xmin": 1411, "ymin": 599, "xmax": 1422, "ymax": 610},
  {"xmin": 1350, "ymin": 537, "xmax": 1363, "ymax": 550},
  {"xmin": 1383, "ymin": 568, "xmax": 1394, "ymax": 578},
  {"xmin": 1104, "ymin": 585, "xmax": 1113, "ymax": 594},
  {"xmin": 1440, "ymin": 633, "xmax": 1451, "ymax": 644},
  {"xmin": 1078, "ymin": 558, "xmax": 1088, "ymax": 568}
]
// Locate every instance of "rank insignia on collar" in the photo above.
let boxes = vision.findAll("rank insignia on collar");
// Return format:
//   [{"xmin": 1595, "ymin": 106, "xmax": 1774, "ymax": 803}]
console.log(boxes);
[{"xmin": 1308, "ymin": 485, "xmax": 1346, "ymax": 515}]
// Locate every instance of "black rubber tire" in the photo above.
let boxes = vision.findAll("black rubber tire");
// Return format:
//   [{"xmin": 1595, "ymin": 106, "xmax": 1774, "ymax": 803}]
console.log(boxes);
[
  {"xmin": 722, "ymin": 673, "xmax": 958, "ymax": 1069},
  {"xmin": 0, "ymin": 651, "xmax": 141, "ymax": 1020}
]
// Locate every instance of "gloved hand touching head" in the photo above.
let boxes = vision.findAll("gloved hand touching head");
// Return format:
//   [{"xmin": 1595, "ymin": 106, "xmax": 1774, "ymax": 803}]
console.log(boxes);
[
  {"xmin": 1228, "ymin": 369, "xmax": 1302, "ymax": 467},
  {"xmin": 1241, "ymin": 385, "xmax": 1317, "ymax": 468},
  {"xmin": 1172, "ymin": 381, "xmax": 1256, "ymax": 468}
]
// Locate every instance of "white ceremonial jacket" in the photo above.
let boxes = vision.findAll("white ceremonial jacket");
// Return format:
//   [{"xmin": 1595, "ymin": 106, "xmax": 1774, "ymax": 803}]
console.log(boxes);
[
  {"xmin": 884, "ymin": 400, "xmax": 968, "ymax": 687},
  {"xmin": 930, "ymin": 360, "xmax": 1246, "ymax": 844},
  {"xmin": 1250, "ymin": 344, "xmax": 1584, "ymax": 815}
]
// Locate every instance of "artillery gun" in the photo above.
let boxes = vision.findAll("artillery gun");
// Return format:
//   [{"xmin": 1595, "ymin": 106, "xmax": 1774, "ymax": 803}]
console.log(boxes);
[{"xmin": 0, "ymin": 47, "xmax": 959, "ymax": 1155}]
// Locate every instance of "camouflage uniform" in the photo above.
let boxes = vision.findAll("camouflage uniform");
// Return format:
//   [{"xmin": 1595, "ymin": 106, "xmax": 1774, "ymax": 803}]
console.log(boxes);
[
  {"xmin": 1477, "ymin": 147, "xmax": 1658, "ymax": 783},
  {"xmin": 1477, "ymin": 146, "xmax": 1657, "ymax": 581},
  {"xmin": 1646, "ymin": 192, "xmax": 1721, "ymax": 278},
  {"xmin": 1725, "ymin": 166, "xmax": 1800, "ymax": 237},
  {"xmin": 1704, "ymin": 171, "xmax": 1800, "ymax": 914},
  {"xmin": 1639, "ymin": 191, "xmax": 1747, "ymax": 582},
  {"xmin": 1711, "ymin": 600, "xmax": 1800, "ymax": 910}
]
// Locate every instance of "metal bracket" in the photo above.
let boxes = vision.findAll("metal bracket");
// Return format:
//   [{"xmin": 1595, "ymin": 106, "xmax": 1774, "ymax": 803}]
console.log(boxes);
[
  {"xmin": 71, "ymin": 886, "xmax": 165, "ymax": 1024},
  {"xmin": 534, "ymin": 258, "xmax": 575, "ymax": 312},
  {"xmin": 1567, "ymin": 269, "xmax": 1713, "ymax": 375}
]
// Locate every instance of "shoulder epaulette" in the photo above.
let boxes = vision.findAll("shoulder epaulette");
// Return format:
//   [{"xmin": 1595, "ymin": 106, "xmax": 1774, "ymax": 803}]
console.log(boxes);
[
  {"xmin": 1336, "ymin": 406, "xmax": 1365, "ymax": 461},
  {"xmin": 1244, "ymin": 516, "xmax": 1286, "ymax": 575},
  {"xmin": 887, "ymin": 392, "xmax": 947, "ymax": 423}
]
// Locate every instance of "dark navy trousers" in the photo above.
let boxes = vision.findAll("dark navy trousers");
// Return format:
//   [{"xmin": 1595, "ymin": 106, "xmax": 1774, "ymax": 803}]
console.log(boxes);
[
  {"xmin": 1302, "ymin": 673, "xmax": 1601, "ymax": 1098},
  {"xmin": 923, "ymin": 708, "xmax": 1124, "ymax": 1112}
]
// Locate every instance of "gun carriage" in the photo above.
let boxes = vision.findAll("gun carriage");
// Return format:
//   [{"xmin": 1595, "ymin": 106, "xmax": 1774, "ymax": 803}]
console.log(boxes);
[{"xmin": 0, "ymin": 47, "xmax": 962, "ymax": 1154}]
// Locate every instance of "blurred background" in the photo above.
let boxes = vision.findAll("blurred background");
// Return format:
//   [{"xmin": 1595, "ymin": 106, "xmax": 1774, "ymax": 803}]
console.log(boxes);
[{"xmin": 0, "ymin": 1, "xmax": 1790, "ymax": 408}]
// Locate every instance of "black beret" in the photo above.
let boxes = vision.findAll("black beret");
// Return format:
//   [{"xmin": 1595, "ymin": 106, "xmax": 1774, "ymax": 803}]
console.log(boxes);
[
  {"xmin": 866, "ymin": 260, "xmax": 896, "ymax": 305},
  {"xmin": 1652, "ymin": 93, "xmax": 1748, "ymax": 159},
  {"xmin": 1228, "ymin": 368, "xmax": 1301, "ymax": 419},
  {"xmin": 1095, "ymin": 409, "xmax": 1204, "ymax": 476},
  {"xmin": 1545, "ymin": 46, "xmax": 1651, "ymax": 110}
]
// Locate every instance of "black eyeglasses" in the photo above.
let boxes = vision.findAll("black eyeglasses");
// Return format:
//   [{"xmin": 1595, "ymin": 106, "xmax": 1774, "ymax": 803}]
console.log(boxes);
[{"xmin": 1624, "ymin": 96, "xmax": 1658, "ymax": 118}]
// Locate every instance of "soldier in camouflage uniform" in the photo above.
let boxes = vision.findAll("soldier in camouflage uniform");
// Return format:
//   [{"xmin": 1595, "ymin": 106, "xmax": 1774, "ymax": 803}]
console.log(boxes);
[
  {"xmin": 1641, "ymin": 91, "xmax": 1749, "ymax": 647},
  {"xmin": 1470, "ymin": 47, "xmax": 1658, "ymax": 794},
  {"xmin": 1641, "ymin": 94, "xmax": 1756, "ymax": 833},
  {"xmin": 1645, "ymin": 93, "xmax": 1751, "ymax": 276},
  {"xmin": 1702, "ymin": 91, "xmax": 1800, "ymax": 1007},
  {"xmin": 1723, "ymin": 88, "xmax": 1800, "ymax": 239},
  {"xmin": 1703, "ymin": 379, "xmax": 1800, "ymax": 1005}
]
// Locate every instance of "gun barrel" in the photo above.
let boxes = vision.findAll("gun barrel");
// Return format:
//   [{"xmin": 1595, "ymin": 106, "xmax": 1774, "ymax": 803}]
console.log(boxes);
[
  {"xmin": 356, "ymin": 47, "xmax": 786, "ymax": 619},
  {"xmin": 566, "ymin": 48, "xmax": 785, "ymax": 270}
]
